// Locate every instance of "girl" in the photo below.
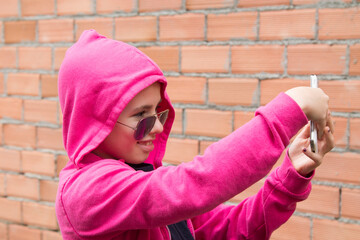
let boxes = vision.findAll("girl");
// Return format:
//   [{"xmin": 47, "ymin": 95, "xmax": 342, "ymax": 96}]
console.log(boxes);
[{"xmin": 56, "ymin": 30, "xmax": 334, "ymax": 240}]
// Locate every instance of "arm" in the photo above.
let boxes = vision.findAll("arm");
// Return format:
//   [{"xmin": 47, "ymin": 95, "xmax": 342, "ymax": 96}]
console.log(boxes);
[
  {"xmin": 60, "ymin": 93, "xmax": 308, "ymax": 235},
  {"xmin": 191, "ymin": 154, "xmax": 313, "ymax": 240}
]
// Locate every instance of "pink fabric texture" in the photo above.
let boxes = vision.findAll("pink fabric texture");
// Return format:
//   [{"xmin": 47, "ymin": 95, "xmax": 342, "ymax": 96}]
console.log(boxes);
[{"xmin": 56, "ymin": 30, "xmax": 311, "ymax": 239}]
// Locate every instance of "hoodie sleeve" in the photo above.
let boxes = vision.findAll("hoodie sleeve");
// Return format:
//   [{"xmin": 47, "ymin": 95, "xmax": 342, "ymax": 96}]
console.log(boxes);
[
  {"xmin": 191, "ymin": 152, "xmax": 313, "ymax": 240},
  {"xmin": 58, "ymin": 93, "xmax": 309, "ymax": 237}
]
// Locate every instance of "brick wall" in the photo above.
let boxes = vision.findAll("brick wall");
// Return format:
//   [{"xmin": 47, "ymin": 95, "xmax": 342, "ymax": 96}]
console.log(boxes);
[{"xmin": 0, "ymin": 0, "xmax": 359, "ymax": 239}]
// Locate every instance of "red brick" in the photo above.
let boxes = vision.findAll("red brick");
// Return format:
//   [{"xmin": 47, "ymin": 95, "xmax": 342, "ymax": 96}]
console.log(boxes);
[
  {"xmin": 0, "ymin": 74, "xmax": 3, "ymax": 94},
  {"xmin": 0, "ymin": 47, "xmax": 17, "ymax": 68},
  {"xmin": 75, "ymin": 18, "xmax": 113, "ymax": 40},
  {"xmin": 332, "ymin": 117, "xmax": 347, "ymax": 148},
  {"xmin": 9, "ymin": 224, "xmax": 41, "ymax": 240},
  {"xmin": 0, "ymin": 123, "xmax": 2, "ymax": 145},
  {"xmin": 186, "ymin": 109, "xmax": 232, "ymax": 138},
  {"xmin": 166, "ymin": 77, "xmax": 206, "ymax": 104},
  {"xmin": 54, "ymin": 47, "xmax": 68, "ymax": 71},
  {"xmin": 260, "ymin": 9, "xmax": 316, "ymax": 40},
  {"xmin": 232, "ymin": 45, "xmax": 284, "ymax": 74},
  {"xmin": 207, "ymin": 12, "xmax": 257, "ymax": 41},
  {"xmin": 342, "ymin": 188, "xmax": 360, "ymax": 220},
  {"xmin": 56, "ymin": 155, "xmax": 69, "ymax": 176},
  {"xmin": 4, "ymin": 21, "xmax": 36, "ymax": 43},
  {"xmin": 350, "ymin": 118, "xmax": 360, "ymax": 149},
  {"xmin": 40, "ymin": 180, "xmax": 58, "ymax": 202},
  {"xmin": 42, "ymin": 230, "xmax": 63, "ymax": 240},
  {"xmin": 0, "ymin": 0, "xmax": 18, "ymax": 17},
  {"xmin": 41, "ymin": 74, "xmax": 58, "ymax": 98},
  {"xmin": 294, "ymin": 0, "xmax": 351, "ymax": 4},
  {"xmin": 138, "ymin": 46, "xmax": 179, "ymax": 72},
  {"xmin": 38, "ymin": 19, "xmax": 74, "ymax": 43},
  {"xmin": 171, "ymin": 108, "xmax": 182, "ymax": 135},
  {"xmin": 319, "ymin": 8, "xmax": 360, "ymax": 40},
  {"xmin": 319, "ymin": 80, "xmax": 360, "ymax": 112},
  {"xmin": 350, "ymin": 44, "xmax": 360, "ymax": 75},
  {"xmin": 182, "ymin": 46, "xmax": 229, "ymax": 73},
  {"xmin": 208, "ymin": 78, "xmax": 258, "ymax": 106},
  {"xmin": 0, "ymin": 197, "xmax": 21, "ymax": 223},
  {"xmin": 260, "ymin": 78, "xmax": 309, "ymax": 105},
  {"xmin": 271, "ymin": 216, "xmax": 311, "ymax": 240},
  {"xmin": 3, "ymin": 124, "xmax": 36, "ymax": 148},
  {"xmin": 21, "ymin": 151, "xmax": 55, "ymax": 176},
  {"xmin": 22, "ymin": 202, "xmax": 58, "ymax": 230},
  {"xmin": 0, "ymin": 98, "xmax": 23, "ymax": 120},
  {"xmin": 7, "ymin": 73, "xmax": 40, "ymax": 96},
  {"xmin": 139, "ymin": 0, "xmax": 182, "ymax": 12},
  {"xmin": 186, "ymin": 0, "xmax": 234, "ymax": 10},
  {"xmin": 18, "ymin": 47, "xmax": 52, "ymax": 70},
  {"xmin": 21, "ymin": 0, "xmax": 55, "ymax": 16},
  {"xmin": 0, "ymin": 174, "xmax": 4, "ymax": 196},
  {"xmin": 115, "ymin": 16, "xmax": 157, "ymax": 42},
  {"xmin": 234, "ymin": 111, "xmax": 255, "ymax": 129},
  {"xmin": 57, "ymin": 0, "xmax": 92, "ymax": 15},
  {"xmin": 37, "ymin": 127, "xmax": 64, "ymax": 151},
  {"xmin": 0, "ymin": 222, "xmax": 6, "ymax": 239},
  {"xmin": 0, "ymin": 22, "xmax": 2, "ymax": 43},
  {"xmin": 159, "ymin": 14, "xmax": 205, "ymax": 41},
  {"xmin": 163, "ymin": 138, "xmax": 198, "ymax": 164},
  {"xmin": 287, "ymin": 44, "xmax": 347, "ymax": 75},
  {"xmin": 238, "ymin": 0, "xmax": 289, "ymax": 7},
  {"xmin": 0, "ymin": 148, "xmax": 21, "ymax": 172},
  {"xmin": 313, "ymin": 218, "xmax": 360, "ymax": 240},
  {"xmin": 24, "ymin": 99, "xmax": 58, "ymax": 124},
  {"xmin": 6, "ymin": 174, "xmax": 39, "ymax": 200},
  {"xmin": 297, "ymin": 185, "xmax": 339, "ymax": 217},
  {"xmin": 96, "ymin": 0, "xmax": 134, "ymax": 13},
  {"xmin": 315, "ymin": 152, "xmax": 360, "ymax": 184}
]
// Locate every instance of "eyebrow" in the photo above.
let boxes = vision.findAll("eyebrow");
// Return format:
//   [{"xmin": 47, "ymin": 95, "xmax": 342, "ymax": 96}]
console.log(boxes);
[{"xmin": 132, "ymin": 99, "xmax": 162, "ymax": 113}]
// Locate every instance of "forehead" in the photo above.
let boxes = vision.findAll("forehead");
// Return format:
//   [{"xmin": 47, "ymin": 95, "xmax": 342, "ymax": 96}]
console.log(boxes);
[{"xmin": 124, "ymin": 82, "xmax": 162, "ymax": 111}]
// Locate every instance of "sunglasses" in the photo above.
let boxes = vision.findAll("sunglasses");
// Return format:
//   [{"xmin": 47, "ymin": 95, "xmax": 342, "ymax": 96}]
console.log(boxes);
[{"xmin": 117, "ymin": 109, "xmax": 169, "ymax": 140}]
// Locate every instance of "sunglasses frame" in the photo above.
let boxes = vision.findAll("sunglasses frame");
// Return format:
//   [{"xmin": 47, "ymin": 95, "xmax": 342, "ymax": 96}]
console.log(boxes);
[{"xmin": 117, "ymin": 109, "xmax": 169, "ymax": 140}]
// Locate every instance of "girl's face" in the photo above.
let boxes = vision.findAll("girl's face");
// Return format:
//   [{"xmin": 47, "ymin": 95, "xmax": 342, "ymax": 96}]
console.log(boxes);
[{"xmin": 93, "ymin": 82, "xmax": 164, "ymax": 164}]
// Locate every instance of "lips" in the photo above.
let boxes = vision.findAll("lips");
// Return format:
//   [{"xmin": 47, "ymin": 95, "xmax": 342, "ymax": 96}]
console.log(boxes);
[{"xmin": 137, "ymin": 140, "xmax": 154, "ymax": 152}]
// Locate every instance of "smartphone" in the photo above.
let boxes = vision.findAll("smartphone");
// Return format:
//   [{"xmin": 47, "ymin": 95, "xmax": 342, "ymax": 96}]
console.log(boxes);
[{"xmin": 310, "ymin": 75, "xmax": 318, "ymax": 153}]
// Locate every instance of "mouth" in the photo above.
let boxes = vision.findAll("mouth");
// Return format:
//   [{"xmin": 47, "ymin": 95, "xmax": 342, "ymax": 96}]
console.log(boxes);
[{"xmin": 137, "ymin": 140, "xmax": 155, "ymax": 152}]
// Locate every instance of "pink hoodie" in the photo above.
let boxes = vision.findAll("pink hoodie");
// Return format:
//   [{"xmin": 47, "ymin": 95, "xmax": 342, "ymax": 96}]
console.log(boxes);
[{"xmin": 56, "ymin": 30, "xmax": 312, "ymax": 239}]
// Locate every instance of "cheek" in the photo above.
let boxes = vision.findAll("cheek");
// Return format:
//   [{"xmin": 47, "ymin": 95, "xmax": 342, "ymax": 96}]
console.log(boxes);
[{"xmin": 105, "ymin": 127, "xmax": 136, "ymax": 158}]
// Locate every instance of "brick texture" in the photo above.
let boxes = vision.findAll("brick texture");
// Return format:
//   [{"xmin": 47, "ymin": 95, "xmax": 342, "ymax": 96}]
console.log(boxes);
[
  {"xmin": 1, "ymin": 1, "xmax": 360, "ymax": 239},
  {"xmin": 21, "ymin": 0, "xmax": 55, "ymax": 16},
  {"xmin": 232, "ymin": 45, "xmax": 284, "ymax": 74},
  {"xmin": 182, "ymin": 46, "xmax": 229, "ymax": 73},
  {"xmin": 4, "ymin": 21, "xmax": 36, "ymax": 43},
  {"xmin": 139, "ymin": 0, "xmax": 182, "ymax": 12},
  {"xmin": 166, "ymin": 77, "xmax": 206, "ymax": 104},
  {"xmin": 260, "ymin": 9, "xmax": 316, "ymax": 40},
  {"xmin": 38, "ymin": 19, "xmax": 74, "ymax": 43},
  {"xmin": 319, "ymin": 8, "xmax": 360, "ymax": 40},
  {"xmin": 159, "ymin": 14, "xmax": 205, "ymax": 41},
  {"xmin": 287, "ymin": 44, "xmax": 347, "ymax": 75},
  {"xmin": 207, "ymin": 12, "xmax": 257, "ymax": 41},
  {"xmin": 115, "ymin": 16, "xmax": 157, "ymax": 42}
]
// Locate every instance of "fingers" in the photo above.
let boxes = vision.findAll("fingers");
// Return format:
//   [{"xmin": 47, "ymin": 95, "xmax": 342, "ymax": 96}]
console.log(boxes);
[
  {"xmin": 319, "ymin": 126, "xmax": 335, "ymax": 154},
  {"xmin": 299, "ymin": 123, "xmax": 311, "ymax": 139},
  {"xmin": 326, "ymin": 111, "xmax": 335, "ymax": 134}
]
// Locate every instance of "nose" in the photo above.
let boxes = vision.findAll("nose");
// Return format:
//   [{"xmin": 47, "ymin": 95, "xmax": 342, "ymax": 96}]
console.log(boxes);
[{"xmin": 149, "ymin": 117, "xmax": 164, "ymax": 136}]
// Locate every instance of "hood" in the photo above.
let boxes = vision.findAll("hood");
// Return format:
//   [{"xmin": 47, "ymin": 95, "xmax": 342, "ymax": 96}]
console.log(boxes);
[{"xmin": 58, "ymin": 30, "xmax": 174, "ymax": 169}]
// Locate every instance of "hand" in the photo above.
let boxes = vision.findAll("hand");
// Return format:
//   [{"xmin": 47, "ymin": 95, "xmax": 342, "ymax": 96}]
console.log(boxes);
[
  {"xmin": 285, "ymin": 87, "xmax": 331, "ymax": 138},
  {"xmin": 288, "ymin": 120, "xmax": 335, "ymax": 177}
]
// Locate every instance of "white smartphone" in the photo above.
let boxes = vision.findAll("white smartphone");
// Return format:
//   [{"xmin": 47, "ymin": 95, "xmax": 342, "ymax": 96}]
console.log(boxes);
[{"xmin": 310, "ymin": 75, "xmax": 318, "ymax": 153}]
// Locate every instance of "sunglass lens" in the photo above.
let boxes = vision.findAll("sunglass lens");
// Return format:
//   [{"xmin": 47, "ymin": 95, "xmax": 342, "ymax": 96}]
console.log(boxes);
[
  {"xmin": 134, "ymin": 116, "xmax": 156, "ymax": 140},
  {"xmin": 159, "ymin": 110, "xmax": 169, "ymax": 125}
]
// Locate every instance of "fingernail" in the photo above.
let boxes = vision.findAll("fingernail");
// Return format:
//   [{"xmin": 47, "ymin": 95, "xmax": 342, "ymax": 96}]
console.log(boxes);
[
  {"xmin": 303, "ymin": 148, "xmax": 307, "ymax": 153},
  {"xmin": 328, "ymin": 128, "xmax": 331, "ymax": 133}
]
